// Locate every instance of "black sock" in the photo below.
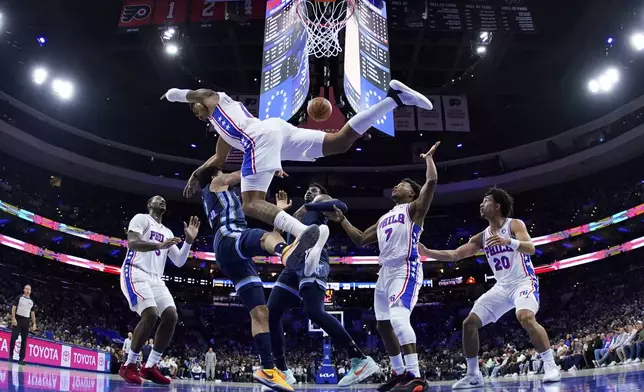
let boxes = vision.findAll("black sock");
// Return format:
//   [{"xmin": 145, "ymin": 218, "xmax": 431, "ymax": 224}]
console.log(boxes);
[
  {"xmin": 254, "ymin": 332, "xmax": 275, "ymax": 370},
  {"xmin": 274, "ymin": 242, "xmax": 287, "ymax": 255},
  {"xmin": 301, "ymin": 285, "xmax": 365, "ymax": 358}
]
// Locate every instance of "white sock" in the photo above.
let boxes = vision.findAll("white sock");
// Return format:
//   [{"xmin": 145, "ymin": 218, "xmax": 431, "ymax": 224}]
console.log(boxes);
[
  {"xmin": 540, "ymin": 349, "xmax": 555, "ymax": 365},
  {"xmin": 347, "ymin": 97, "xmax": 398, "ymax": 134},
  {"xmin": 125, "ymin": 349, "xmax": 139, "ymax": 366},
  {"xmin": 404, "ymin": 353, "xmax": 420, "ymax": 378},
  {"xmin": 145, "ymin": 349, "xmax": 163, "ymax": 368},
  {"xmin": 390, "ymin": 354, "xmax": 405, "ymax": 375},
  {"xmin": 273, "ymin": 211, "xmax": 307, "ymax": 237},
  {"xmin": 466, "ymin": 357, "xmax": 479, "ymax": 375}
]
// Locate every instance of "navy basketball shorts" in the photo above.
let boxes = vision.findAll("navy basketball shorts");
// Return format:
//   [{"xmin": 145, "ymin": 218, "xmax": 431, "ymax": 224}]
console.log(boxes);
[
  {"xmin": 275, "ymin": 255, "xmax": 330, "ymax": 297},
  {"xmin": 214, "ymin": 229, "xmax": 270, "ymax": 309}
]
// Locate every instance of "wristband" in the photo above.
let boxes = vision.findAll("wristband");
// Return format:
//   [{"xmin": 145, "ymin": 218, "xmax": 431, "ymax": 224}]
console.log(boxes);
[
  {"xmin": 165, "ymin": 88, "xmax": 191, "ymax": 103},
  {"xmin": 509, "ymin": 238, "xmax": 520, "ymax": 250}
]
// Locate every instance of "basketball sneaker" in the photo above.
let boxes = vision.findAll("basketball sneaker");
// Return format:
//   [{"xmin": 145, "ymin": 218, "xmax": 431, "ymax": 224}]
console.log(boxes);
[
  {"xmin": 338, "ymin": 356, "xmax": 380, "ymax": 386},
  {"xmin": 140, "ymin": 364, "xmax": 171, "ymax": 385},
  {"xmin": 303, "ymin": 224, "xmax": 329, "ymax": 276},
  {"xmin": 451, "ymin": 372, "xmax": 484, "ymax": 390},
  {"xmin": 542, "ymin": 362, "xmax": 561, "ymax": 383},
  {"xmin": 261, "ymin": 369, "xmax": 296, "ymax": 391},
  {"xmin": 254, "ymin": 368, "xmax": 294, "ymax": 392},
  {"xmin": 390, "ymin": 377, "xmax": 428, "ymax": 392},
  {"xmin": 119, "ymin": 363, "xmax": 142, "ymax": 384},
  {"xmin": 281, "ymin": 225, "xmax": 320, "ymax": 269},
  {"xmin": 388, "ymin": 80, "xmax": 433, "ymax": 111},
  {"xmin": 377, "ymin": 371, "xmax": 413, "ymax": 392}
]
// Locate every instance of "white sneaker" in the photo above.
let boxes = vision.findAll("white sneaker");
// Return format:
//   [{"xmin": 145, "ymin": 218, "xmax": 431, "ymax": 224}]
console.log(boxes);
[
  {"xmin": 337, "ymin": 356, "xmax": 379, "ymax": 387},
  {"xmin": 625, "ymin": 359, "xmax": 633, "ymax": 364},
  {"xmin": 608, "ymin": 361, "xmax": 617, "ymax": 367},
  {"xmin": 543, "ymin": 362, "xmax": 561, "ymax": 383},
  {"xmin": 303, "ymin": 225, "xmax": 329, "ymax": 276},
  {"xmin": 451, "ymin": 372, "xmax": 484, "ymax": 390},
  {"xmin": 635, "ymin": 358, "xmax": 641, "ymax": 363},
  {"xmin": 389, "ymin": 80, "xmax": 433, "ymax": 110},
  {"xmin": 601, "ymin": 363, "xmax": 607, "ymax": 367},
  {"xmin": 569, "ymin": 365, "xmax": 577, "ymax": 372}
]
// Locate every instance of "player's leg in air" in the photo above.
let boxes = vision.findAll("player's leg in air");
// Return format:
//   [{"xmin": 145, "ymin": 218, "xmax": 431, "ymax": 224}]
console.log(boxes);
[{"xmin": 214, "ymin": 227, "xmax": 298, "ymax": 392}]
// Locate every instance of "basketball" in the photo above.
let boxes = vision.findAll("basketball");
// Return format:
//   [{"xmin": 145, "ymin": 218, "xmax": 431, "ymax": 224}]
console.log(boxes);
[{"xmin": 307, "ymin": 97, "xmax": 332, "ymax": 122}]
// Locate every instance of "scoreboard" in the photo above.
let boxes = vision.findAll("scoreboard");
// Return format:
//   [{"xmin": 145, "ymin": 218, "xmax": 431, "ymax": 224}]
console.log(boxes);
[
  {"xmin": 259, "ymin": 0, "xmax": 310, "ymax": 121},
  {"xmin": 389, "ymin": 0, "xmax": 536, "ymax": 32},
  {"xmin": 344, "ymin": 0, "xmax": 395, "ymax": 136}
]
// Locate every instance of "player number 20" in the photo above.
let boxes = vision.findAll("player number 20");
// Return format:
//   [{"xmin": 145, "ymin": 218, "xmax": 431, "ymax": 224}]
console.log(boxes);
[{"xmin": 493, "ymin": 256, "xmax": 510, "ymax": 271}]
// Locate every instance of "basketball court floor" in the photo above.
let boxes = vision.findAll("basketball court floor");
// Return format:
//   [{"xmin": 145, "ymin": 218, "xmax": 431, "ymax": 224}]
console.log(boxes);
[{"xmin": 2, "ymin": 360, "xmax": 644, "ymax": 391}]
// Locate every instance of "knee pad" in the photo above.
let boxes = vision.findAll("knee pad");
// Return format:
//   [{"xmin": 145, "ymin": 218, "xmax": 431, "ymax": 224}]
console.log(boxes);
[{"xmin": 389, "ymin": 306, "xmax": 416, "ymax": 346}]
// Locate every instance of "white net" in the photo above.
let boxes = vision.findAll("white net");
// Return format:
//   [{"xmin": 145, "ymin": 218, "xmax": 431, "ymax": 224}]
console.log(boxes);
[{"xmin": 296, "ymin": 0, "xmax": 356, "ymax": 58}]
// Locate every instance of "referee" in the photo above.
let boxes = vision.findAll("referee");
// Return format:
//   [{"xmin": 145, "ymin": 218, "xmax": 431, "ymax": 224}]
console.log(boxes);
[{"xmin": 9, "ymin": 284, "xmax": 37, "ymax": 364}]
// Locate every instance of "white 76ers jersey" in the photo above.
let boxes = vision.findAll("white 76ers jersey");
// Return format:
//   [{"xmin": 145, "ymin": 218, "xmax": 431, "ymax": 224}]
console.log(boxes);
[
  {"xmin": 482, "ymin": 218, "xmax": 536, "ymax": 284},
  {"xmin": 122, "ymin": 214, "xmax": 174, "ymax": 277},
  {"xmin": 377, "ymin": 203, "xmax": 423, "ymax": 267},
  {"xmin": 207, "ymin": 92, "xmax": 260, "ymax": 153}
]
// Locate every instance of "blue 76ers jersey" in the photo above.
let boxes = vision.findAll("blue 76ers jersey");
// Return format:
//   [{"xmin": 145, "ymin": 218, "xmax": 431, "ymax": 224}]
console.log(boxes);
[
  {"xmin": 377, "ymin": 203, "xmax": 423, "ymax": 267},
  {"xmin": 482, "ymin": 218, "xmax": 537, "ymax": 284}
]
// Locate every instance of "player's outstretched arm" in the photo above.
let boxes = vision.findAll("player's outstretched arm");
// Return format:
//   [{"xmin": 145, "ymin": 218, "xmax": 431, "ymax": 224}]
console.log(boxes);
[
  {"xmin": 161, "ymin": 88, "xmax": 219, "ymax": 107},
  {"xmin": 168, "ymin": 216, "xmax": 201, "ymax": 268},
  {"xmin": 418, "ymin": 231, "xmax": 482, "ymax": 262},
  {"xmin": 325, "ymin": 206, "xmax": 377, "ymax": 246},
  {"xmin": 127, "ymin": 231, "xmax": 181, "ymax": 252},
  {"xmin": 184, "ymin": 137, "xmax": 233, "ymax": 198},
  {"xmin": 304, "ymin": 195, "xmax": 348, "ymax": 213},
  {"xmin": 485, "ymin": 219, "xmax": 535, "ymax": 255},
  {"xmin": 410, "ymin": 142, "xmax": 440, "ymax": 225}
]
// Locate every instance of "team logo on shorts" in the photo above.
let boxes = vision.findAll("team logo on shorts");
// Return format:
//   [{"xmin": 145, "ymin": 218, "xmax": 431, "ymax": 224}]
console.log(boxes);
[
  {"xmin": 389, "ymin": 295, "xmax": 397, "ymax": 303},
  {"xmin": 501, "ymin": 229, "xmax": 506, "ymax": 234},
  {"xmin": 519, "ymin": 290, "xmax": 529, "ymax": 297}
]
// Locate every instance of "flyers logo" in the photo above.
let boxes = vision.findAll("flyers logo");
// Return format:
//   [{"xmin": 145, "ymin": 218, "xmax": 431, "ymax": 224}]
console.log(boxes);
[{"xmin": 121, "ymin": 5, "xmax": 152, "ymax": 23}]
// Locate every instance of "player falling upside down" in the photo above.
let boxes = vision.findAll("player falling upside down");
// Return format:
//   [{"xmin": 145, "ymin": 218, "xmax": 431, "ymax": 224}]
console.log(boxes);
[
  {"xmin": 266, "ymin": 187, "xmax": 379, "ymax": 388},
  {"xmin": 418, "ymin": 188, "xmax": 561, "ymax": 389},
  {"xmin": 119, "ymin": 196, "xmax": 200, "ymax": 385},
  {"xmin": 197, "ymin": 167, "xmax": 319, "ymax": 392},
  {"xmin": 160, "ymin": 79, "xmax": 433, "ymax": 278},
  {"xmin": 325, "ymin": 142, "xmax": 440, "ymax": 392}
]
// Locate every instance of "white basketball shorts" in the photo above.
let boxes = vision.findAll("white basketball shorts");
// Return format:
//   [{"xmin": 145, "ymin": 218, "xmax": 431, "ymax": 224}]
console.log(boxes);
[
  {"xmin": 470, "ymin": 276, "xmax": 540, "ymax": 327},
  {"xmin": 120, "ymin": 267, "xmax": 175, "ymax": 315},
  {"xmin": 374, "ymin": 261, "xmax": 423, "ymax": 321},
  {"xmin": 240, "ymin": 118, "xmax": 326, "ymax": 193}
]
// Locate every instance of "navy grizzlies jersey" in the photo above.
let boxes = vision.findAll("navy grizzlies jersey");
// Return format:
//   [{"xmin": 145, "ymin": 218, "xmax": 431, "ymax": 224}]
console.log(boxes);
[{"xmin": 202, "ymin": 186, "xmax": 248, "ymax": 237}]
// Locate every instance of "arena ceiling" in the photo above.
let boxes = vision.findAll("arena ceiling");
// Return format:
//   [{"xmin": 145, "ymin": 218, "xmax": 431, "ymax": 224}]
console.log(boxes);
[{"xmin": 1, "ymin": 0, "xmax": 642, "ymax": 160}]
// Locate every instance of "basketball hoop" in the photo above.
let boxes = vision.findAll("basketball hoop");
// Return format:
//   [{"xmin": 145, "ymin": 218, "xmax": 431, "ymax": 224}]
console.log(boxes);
[{"xmin": 296, "ymin": 0, "xmax": 356, "ymax": 58}]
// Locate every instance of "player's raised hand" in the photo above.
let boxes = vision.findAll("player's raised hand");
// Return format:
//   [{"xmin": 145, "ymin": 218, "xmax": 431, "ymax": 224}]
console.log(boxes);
[
  {"xmin": 485, "ymin": 234, "xmax": 510, "ymax": 248},
  {"xmin": 159, "ymin": 237, "xmax": 182, "ymax": 249},
  {"xmin": 183, "ymin": 169, "xmax": 200, "ymax": 198},
  {"xmin": 184, "ymin": 216, "xmax": 201, "ymax": 244},
  {"xmin": 323, "ymin": 205, "xmax": 346, "ymax": 222},
  {"xmin": 420, "ymin": 141, "xmax": 441, "ymax": 159},
  {"xmin": 275, "ymin": 190, "xmax": 292, "ymax": 210}
]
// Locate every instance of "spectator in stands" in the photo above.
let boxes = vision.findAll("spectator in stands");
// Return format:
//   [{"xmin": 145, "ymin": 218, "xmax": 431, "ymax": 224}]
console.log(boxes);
[
  {"xmin": 598, "ymin": 328, "xmax": 626, "ymax": 367},
  {"xmin": 617, "ymin": 325, "xmax": 636, "ymax": 364},
  {"xmin": 594, "ymin": 333, "xmax": 611, "ymax": 367},
  {"xmin": 159, "ymin": 356, "xmax": 171, "ymax": 376},
  {"xmin": 626, "ymin": 323, "xmax": 644, "ymax": 363},
  {"xmin": 122, "ymin": 332, "xmax": 132, "ymax": 361},
  {"xmin": 142, "ymin": 338, "xmax": 153, "ymax": 365}
]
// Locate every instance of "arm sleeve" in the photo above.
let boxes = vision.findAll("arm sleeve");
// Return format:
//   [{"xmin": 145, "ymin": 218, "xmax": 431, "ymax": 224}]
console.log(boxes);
[
  {"xmin": 168, "ymin": 243, "xmax": 192, "ymax": 268},
  {"xmin": 128, "ymin": 214, "xmax": 150, "ymax": 236},
  {"xmin": 304, "ymin": 199, "xmax": 348, "ymax": 212}
]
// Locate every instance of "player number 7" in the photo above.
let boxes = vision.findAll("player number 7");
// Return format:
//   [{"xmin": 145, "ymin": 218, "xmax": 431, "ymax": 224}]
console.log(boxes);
[{"xmin": 384, "ymin": 228, "xmax": 393, "ymax": 242}]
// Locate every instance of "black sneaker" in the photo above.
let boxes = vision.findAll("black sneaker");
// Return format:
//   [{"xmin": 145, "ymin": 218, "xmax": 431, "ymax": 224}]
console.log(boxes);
[
  {"xmin": 377, "ymin": 371, "xmax": 412, "ymax": 392},
  {"xmin": 390, "ymin": 377, "xmax": 428, "ymax": 392},
  {"xmin": 18, "ymin": 360, "xmax": 26, "ymax": 365}
]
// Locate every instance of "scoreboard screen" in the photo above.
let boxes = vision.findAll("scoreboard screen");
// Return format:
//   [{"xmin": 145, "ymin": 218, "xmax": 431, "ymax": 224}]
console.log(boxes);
[
  {"xmin": 389, "ymin": 0, "xmax": 536, "ymax": 32},
  {"xmin": 259, "ymin": 0, "xmax": 310, "ymax": 121},
  {"xmin": 343, "ymin": 0, "xmax": 395, "ymax": 136}
]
